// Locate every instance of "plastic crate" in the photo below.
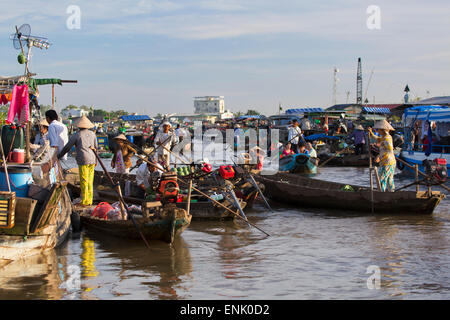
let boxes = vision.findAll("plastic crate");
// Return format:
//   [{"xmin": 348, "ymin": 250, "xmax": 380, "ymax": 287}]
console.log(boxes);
[{"xmin": 0, "ymin": 191, "xmax": 16, "ymax": 229}]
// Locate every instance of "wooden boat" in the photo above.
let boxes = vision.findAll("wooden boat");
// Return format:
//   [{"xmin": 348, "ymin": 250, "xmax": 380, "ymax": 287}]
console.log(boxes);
[
  {"xmin": 256, "ymin": 172, "xmax": 445, "ymax": 214},
  {"xmin": 74, "ymin": 202, "xmax": 191, "ymax": 244},
  {"xmin": 279, "ymin": 153, "xmax": 318, "ymax": 174},
  {"xmin": 1, "ymin": 151, "xmax": 72, "ymax": 268},
  {"xmin": 65, "ymin": 169, "xmax": 247, "ymax": 220},
  {"xmin": 318, "ymin": 153, "xmax": 370, "ymax": 167}
]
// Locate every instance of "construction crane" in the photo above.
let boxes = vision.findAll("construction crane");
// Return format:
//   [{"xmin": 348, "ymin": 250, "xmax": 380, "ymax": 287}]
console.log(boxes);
[{"xmin": 364, "ymin": 68, "xmax": 375, "ymax": 103}]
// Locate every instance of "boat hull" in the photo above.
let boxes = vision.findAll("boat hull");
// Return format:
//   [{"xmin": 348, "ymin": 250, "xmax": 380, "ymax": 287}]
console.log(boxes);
[{"xmin": 257, "ymin": 173, "xmax": 444, "ymax": 214}]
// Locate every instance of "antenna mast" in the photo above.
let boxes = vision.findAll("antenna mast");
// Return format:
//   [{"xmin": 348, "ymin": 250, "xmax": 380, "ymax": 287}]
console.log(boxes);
[
  {"xmin": 356, "ymin": 58, "xmax": 363, "ymax": 105},
  {"xmin": 333, "ymin": 67, "xmax": 339, "ymax": 105}
]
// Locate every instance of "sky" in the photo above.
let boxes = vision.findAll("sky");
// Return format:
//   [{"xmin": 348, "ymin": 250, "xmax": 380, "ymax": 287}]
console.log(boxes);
[{"xmin": 1, "ymin": 0, "xmax": 450, "ymax": 116}]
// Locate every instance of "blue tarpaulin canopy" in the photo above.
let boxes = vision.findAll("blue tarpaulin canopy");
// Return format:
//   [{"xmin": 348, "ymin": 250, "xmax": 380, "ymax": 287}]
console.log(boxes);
[
  {"xmin": 362, "ymin": 107, "xmax": 391, "ymax": 114},
  {"xmin": 403, "ymin": 105, "xmax": 450, "ymax": 122},
  {"xmin": 305, "ymin": 133, "xmax": 340, "ymax": 141},
  {"xmin": 285, "ymin": 108, "xmax": 325, "ymax": 114},
  {"xmin": 120, "ymin": 115, "xmax": 151, "ymax": 121},
  {"xmin": 237, "ymin": 115, "xmax": 262, "ymax": 120}
]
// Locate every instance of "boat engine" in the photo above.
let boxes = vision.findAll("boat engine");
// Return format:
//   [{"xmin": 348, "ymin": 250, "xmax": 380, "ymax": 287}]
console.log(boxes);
[
  {"xmin": 423, "ymin": 158, "xmax": 447, "ymax": 184},
  {"xmin": 158, "ymin": 172, "xmax": 179, "ymax": 203}
]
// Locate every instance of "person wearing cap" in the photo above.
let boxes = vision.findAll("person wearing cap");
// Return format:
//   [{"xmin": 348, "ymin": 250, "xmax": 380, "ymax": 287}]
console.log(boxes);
[
  {"xmin": 31, "ymin": 119, "xmax": 50, "ymax": 152},
  {"xmin": 58, "ymin": 115, "xmax": 98, "ymax": 206},
  {"xmin": 154, "ymin": 121, "xmax": 176, "ymax": 170},
  {"xmin": 368, "ymin": 120, "xmax": 396, "ymax": 192},
  {"xmin": 111, "ymin": 134, "xmax": 135, "ymax": 174},
  {"xmin": 46, "ymin": 110, "xmax": 69, "ymax": 161},
  {"xmin": 348, "ymin": 124, "xmax": 366, "ymax": 155},
  {"xmin": 288, "ymin": 119, "xmax": 303, "ymax": 154}
]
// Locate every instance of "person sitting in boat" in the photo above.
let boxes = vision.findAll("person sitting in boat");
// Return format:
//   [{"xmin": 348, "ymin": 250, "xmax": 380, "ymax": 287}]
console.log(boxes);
[
  {"xmin": 281, "ymin": 142, "xmax": 295, "ymax": 158},
  {"xmin": 111, "ymin": 134, "xmax": 135, "ymax": 174},
  {"xmin": 58, "ymin": 115, "xmax": 98, "ymax": 207},
  {"xmin": 305, "ymin": 142, "xmax": 317, "ymax": 158},
  {"xmin": 30, "ymin": 118, "xmax": 50, "ymax": 152},
  {"xmin": 368, "ymin": 120, "xmax": 396, "ymax": 192},
  {"xmin": 298, "ymin": 142, "xmax": 307, "ymax": 154},
  {"xmin": 348, "ymin": 124, "xmax": 366, "ymax": 155},
  {"xmin": 154, "ymin": 121, "xmax": 176, "ymax": 170},
  {"xmin": 249, "ymin": 146, "xmax": 265, "ymax": 173},
  {"xmin": 136, "ymin": 160, "xmax": 164, "ymax": 198}
]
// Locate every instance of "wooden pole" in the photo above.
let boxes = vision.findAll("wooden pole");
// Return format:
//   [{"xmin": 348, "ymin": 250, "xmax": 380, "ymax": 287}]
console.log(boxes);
[
  {"xmin": 0, "ymin": 130, "xmax": 11, "ymax": 192},
  {"xmin": 367, "ymin": 133, "xmax": 375, "ymax": 213},
  {"xmin": 186, "ymin": 179, "xmax": 192, "ymax": 214},
  {"xmin": 91, "ymin": 147, "xmax": 152, "ymax": 249},
  {"xmin": 415, "ymin": 164, "xmax": 419, "ymax": 193},
  {"xmin": 52, "ymin": 84, "xmax": 55, "ymax": 108}
]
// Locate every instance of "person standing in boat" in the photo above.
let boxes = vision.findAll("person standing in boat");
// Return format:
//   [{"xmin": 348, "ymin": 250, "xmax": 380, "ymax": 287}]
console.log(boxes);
[
  {"xmin": 45, "ymin": 110, "xmax": 69, "ymax": 160},
  {"xmin": 288, "ymin": 119, "xmax": 303, "ymax": 154},
  {"xmin": 111, "ymin": 134, "xmax": 135, "ymax": 174},
  {"xmin": 58, "ymin": 115, "xmax": 98, "ymax": 206},
  {"xmin": 154, "ymin": 121, "xmax": 176, "ymax": 170},
  {"xmin": 368, "ymin": 120, "xmax": 397, "ymax": 192},
  {"xmin": 348, "ymin": 124, "xmax": 366, "ymax": 155},
  {"xmin": 300, "ymin": 115, "xmax": 312, "ymax": 135}
]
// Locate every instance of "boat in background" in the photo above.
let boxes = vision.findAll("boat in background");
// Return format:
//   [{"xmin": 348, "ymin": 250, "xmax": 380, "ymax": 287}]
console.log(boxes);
[
  {"xmin": 400, "ymin": 105, "xmax": 450, "ymax": 173},
  {"xmin": 279, "ymin": 153, "xmax": 318, "ymax": 174}
]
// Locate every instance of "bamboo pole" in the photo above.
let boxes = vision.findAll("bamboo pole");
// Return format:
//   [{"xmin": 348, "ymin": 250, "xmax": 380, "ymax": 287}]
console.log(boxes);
[
  {"xmin": 415, "ymin": 164, "xmax": 419, "ymax": 193},
  {"xmin": 186, "ymin": 179, "xmax": 192, "ymax": 214}
]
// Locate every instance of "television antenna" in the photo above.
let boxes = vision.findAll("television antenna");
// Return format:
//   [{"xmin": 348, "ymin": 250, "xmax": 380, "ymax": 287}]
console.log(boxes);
[{"xmin": 9, "ymin": 24, "xmax": 51, "ymax": 75}]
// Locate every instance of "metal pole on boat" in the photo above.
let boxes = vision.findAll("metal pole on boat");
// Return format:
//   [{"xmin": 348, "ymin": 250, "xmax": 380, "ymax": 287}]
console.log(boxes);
[
  {"xmin": 91, "ymin": 147, "xmax": 152, "ymax": 249},
  {"xmin": 227, "ymin": 185, "xmax": 248, "ymax": 220}
]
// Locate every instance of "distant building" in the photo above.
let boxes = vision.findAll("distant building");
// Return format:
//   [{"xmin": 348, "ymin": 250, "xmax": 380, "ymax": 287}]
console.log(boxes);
[
  {"xmin": 61, "ymin": 108, "xmax": 90, "ymax": 119},
  {"xmin": 194, "ymin": 96, "xmax": 225, "ymax": 114}
]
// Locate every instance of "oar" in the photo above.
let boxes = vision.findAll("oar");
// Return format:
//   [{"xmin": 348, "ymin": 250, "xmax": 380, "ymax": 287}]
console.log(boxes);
[
  {"xmin": 318, "ymin": 146, "xmax": 351, "ymax": 168},
  {"xmin": 90, "ymin": 147, "xmax": 152, "ymax": 249},
  {"xmin": 132, "ymin": 152, "xmax": 270, "ymax": 237}
]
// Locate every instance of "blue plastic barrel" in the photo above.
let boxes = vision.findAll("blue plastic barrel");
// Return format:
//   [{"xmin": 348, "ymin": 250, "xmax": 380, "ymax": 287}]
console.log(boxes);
[
  {"xmin": 0, "ymin": 166, "xmax": 33, "ymax": 197},
  {"xmin": 126, "ymin": 135, "xmax": 134, "ymax": 143}
]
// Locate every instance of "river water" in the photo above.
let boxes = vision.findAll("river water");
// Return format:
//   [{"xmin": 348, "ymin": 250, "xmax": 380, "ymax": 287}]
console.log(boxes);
[{"xmin": 0, "ymin": 157, "xmax": 449, "ymax": 300}]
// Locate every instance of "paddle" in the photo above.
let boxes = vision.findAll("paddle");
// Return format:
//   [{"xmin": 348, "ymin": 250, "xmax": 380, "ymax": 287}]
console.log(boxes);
[
  {"xmin": 130, "ymin": 149, "xmax": 271, "ymax": 237},
  {"xmin": 90, "ymin": 147, "xmax": 152, "ymax": 249}
]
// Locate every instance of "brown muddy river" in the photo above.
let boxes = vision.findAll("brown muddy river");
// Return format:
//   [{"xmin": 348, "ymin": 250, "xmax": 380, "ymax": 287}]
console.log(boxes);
[{"xmin": 0, "ymin": 160, "xmax": 449, "ymax": 300}]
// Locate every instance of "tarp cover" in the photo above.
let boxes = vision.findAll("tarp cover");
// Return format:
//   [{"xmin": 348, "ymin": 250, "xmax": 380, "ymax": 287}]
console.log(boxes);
[
  {"xmin": 120, "ymin": 115, "xmax": 151, "ymax": 121},
  {"xmin": 403, "ymin": 105, "xmax": 450, "ymax": 122},
  {"xmin": 362, "ymin": 107, "xmax": 391, "ymax": 114},
  {"xmin": 285, "ymin": 108, "xmax": 324, "ymax": 114}
]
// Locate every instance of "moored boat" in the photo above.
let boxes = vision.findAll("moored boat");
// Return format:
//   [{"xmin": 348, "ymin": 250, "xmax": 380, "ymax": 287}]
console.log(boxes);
[
  {"xmin": 256, "ymin": 172, "xmax": 445, "ymax": 214},
  {"xmin": 279, "ymin": 153, "xmax": 318, "ymax": 174}
]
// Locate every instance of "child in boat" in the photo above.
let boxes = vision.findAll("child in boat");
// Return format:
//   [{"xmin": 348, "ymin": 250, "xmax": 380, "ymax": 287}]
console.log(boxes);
[
  {"xmin": 281, "ymin": 142, "xmax": 295, "ymax": 158},
  {"xmin": 111, "ymin": 134, "xmax": 135, "ymax": 174}
]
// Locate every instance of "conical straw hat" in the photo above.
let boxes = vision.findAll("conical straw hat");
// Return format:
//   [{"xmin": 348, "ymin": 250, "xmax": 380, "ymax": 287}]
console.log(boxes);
[
  {"xmin": 113, "ymin": 134, "xmax": 127, "ymax": 141},
  {"xmin": 373, "ymin": 119, "xmax": 394, "ymax": 131},
  {"xmin": 355, "ymin": 124, "xmax": 364, "ymax": 130},
  {"xmin": 39, "ymin": 119, "xmax": 49, "ymax": 127},
  {"xmin": 76, "ymin": 115, "xmax": 95, "ymax": 129}
]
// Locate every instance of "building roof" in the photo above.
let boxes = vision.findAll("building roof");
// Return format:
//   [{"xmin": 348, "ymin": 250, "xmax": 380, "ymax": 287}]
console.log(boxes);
[
  {"xmin": 120, "ymin": 115, "xmax": 151, "ymax": 121},
  {"xmin": 285, "ymin": 108, "xmax": 325, "ymax": 114},
  {"xmin": 362, "ymin": 107, "xmax": 391, "ymax": 114},
  {"xmin": 409, "ymin": 96, "xmax": 450, "ymax": 106}
]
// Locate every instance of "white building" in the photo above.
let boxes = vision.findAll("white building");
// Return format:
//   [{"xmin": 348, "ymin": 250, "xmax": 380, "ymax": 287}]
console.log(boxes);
[
  {"xmin": 194, "ymin": 96, "xmax": 225, "ymax": 114},
  {"xmin": 61, "ymin": 108, "xmax": 90, "ymax": 119}
]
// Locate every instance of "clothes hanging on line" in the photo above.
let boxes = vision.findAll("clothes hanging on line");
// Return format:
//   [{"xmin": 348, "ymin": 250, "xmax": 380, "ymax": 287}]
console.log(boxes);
[{"xmin": 7, "ymin": 84, "xmax": 29, "ymax": 125}]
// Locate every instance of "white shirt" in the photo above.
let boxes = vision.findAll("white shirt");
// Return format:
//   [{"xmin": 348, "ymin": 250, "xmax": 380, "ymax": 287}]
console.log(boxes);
[
  {"xmin": 308, "ymin": 148, "xmax": 317, "ymax": 158},
  {"xmin": 300, "ymin": 118, "xmax": 312, "ymax": 131},
  {"xmin": 154, "ymin": 131, "xmax": 176, "ymax": 156},
  {"xmin": 48, "ymin": 120, "xmax": 69, "ymax": 160},
  {"xmin": 136, "ymin": 163, "xmax": 163, "ymax": 189},
  {"xmin": 288, "ymin": 126, "xmax": 302, "ymax": 144}
]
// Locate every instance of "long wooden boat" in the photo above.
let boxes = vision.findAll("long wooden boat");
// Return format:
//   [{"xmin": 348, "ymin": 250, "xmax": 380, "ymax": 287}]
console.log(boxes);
[
  {"xmin": 318, "ymin": 153, "xmax": 370, "ymax": 167},
  {"xmin": 1, "ymin": 151, "xmax": 72, "ymax": 268},
  {"xmin": 65, "ymin": 169, "xmax": 247, "ymax": 220},
  {"xmin": 75, "ymin": 203, "xmax": 191, "ymax": 244},
  {"xmin": 256, "ymin": 172, "xmax": 445, "ymax": 214}
]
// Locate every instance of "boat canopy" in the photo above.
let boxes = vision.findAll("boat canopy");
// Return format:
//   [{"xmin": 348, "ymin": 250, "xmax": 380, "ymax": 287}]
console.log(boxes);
[
  {"xmin": 285, "ymin": 108, "xmax": 324, "ymax": 114},
  {"xmin": 403, "ymin": 105, "xmax": 450, "ymax": 122},
  {"xmin": 362, "ymin": 107, "xmax": 391, "ymax": 114},
  {"xmin": 120, "ymin": 115, "xmax": 151, "ymax": 121}
]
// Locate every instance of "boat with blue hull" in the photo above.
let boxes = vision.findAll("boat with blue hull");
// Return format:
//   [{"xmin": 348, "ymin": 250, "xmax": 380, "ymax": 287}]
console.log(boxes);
[
  {"xmin": 279, "ymin": 153, "xmax": 318, "ymax": 174},
  {"xmin": 399, "ymin": 105, "xmax": 450, "ymax": 173}
]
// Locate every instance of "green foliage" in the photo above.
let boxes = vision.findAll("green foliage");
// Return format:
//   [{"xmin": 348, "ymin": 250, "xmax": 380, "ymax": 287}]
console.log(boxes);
[{"xmin": 246, "ymin": 109, "xmax": 261, "ymax": 115}]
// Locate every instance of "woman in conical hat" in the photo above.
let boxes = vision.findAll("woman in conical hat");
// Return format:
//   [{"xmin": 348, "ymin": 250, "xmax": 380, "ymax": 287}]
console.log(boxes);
[
  {"xmin": 58, "ymin": 115, "xmax": 98, "ymax": 206},
  {"xmin": 111, "ymin": 134, "xmax": 135, "ymax": 174},
  {"xmin": 368, "ymin": 119, "xmax": 396, "ymax": 192}
]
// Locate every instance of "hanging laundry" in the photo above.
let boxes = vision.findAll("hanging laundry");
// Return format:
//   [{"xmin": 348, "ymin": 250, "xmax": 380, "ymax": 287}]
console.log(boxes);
[
  {"xmin": 7, "ymin": 84, "xmax": 29, "ymax": 125},
  {"xmin": 0, "ymin": 94, "xmax": 8, "ymax": 105}
]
